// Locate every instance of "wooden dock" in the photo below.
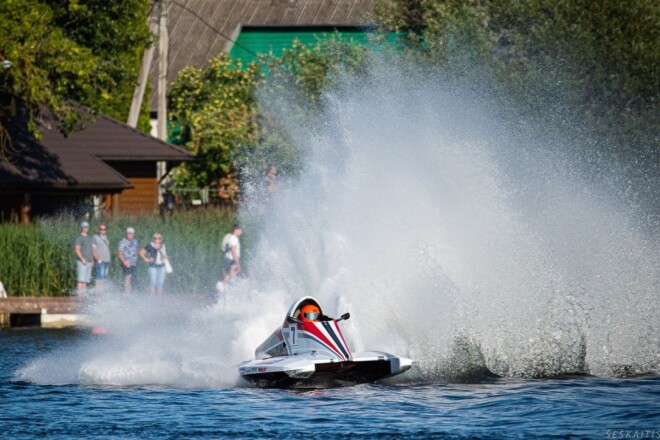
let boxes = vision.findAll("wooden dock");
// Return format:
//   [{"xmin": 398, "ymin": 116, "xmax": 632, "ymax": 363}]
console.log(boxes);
[{"xmin": 0, "ymin": 297, "xmax": 85, "ymax": 328}]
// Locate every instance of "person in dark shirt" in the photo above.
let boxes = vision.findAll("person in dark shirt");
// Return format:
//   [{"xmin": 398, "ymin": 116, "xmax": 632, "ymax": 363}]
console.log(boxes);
[{"xmin": 139, "ymin": 232, "xmax": 171, "ymax": 295}]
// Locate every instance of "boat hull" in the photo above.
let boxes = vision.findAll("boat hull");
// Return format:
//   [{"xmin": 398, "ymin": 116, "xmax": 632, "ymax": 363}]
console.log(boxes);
[{"xmin": 239, "ymin": 351, "xmax": 412, "ymax": 389}]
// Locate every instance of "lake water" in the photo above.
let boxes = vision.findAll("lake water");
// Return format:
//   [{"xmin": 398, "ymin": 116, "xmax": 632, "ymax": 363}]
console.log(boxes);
[
  {"xmin": 5, "ymin": 55, "xmax": 659, "ymax": 439},
  {"xmin": 1, "ymin": 328, "xmax": 657, "ymax": 439}
]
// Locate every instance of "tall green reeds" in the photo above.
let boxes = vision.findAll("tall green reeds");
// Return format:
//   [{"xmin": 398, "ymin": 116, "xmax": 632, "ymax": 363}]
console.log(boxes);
[
  {"xmin": 0, "ymin": 208, "xmax": 237, "ymax": 296},
  {"xmin": 0, "ymin": 222, "xmax": 73, "ymax": 295}
]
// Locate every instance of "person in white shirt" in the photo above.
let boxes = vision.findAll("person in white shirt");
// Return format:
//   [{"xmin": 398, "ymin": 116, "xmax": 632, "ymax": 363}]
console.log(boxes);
[{"xmin": 217, "ymin": 225, "xmax": 242, "ymax": 292}]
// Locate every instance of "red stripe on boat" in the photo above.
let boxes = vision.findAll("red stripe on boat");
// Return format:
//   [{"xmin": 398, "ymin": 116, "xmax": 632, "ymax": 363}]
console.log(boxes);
[{"xmin": 301, "ymin": 322, "xmax": 346, "ymax": 360}]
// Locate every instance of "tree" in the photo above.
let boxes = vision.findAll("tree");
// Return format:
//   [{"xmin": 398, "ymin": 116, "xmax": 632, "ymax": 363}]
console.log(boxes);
[
  {"xmin": 48, "ymin": 0, "xmax": 154, "ymax": 128},
  {"xmin": 168, "ymin": 55, "xmax": 261, "ymax": 206},
  {"xmin": 167, "ymin": 38, "xmax": 367, "ymax": 206},
  {"xmin": 374, "ymin": 0, "xmax": 660, "ymax": 152},
  {"xmin": 0, "ymin": 0, "xmax": 152, "ymax": 156}
]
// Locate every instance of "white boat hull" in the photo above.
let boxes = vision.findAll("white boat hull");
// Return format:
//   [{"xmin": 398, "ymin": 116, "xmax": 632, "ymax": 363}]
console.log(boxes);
[
  {"xmin": 239, "ymin": 296, "xmax": 413, "ymax": 389},
  {"xmin": 239, "ymin": 351, "xmax": 413, "ymax": 388}
]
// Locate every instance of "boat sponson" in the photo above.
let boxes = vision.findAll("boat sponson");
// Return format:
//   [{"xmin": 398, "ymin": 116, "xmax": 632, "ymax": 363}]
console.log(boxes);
[{"xmin": 241, "ymin": 359, "xmax": 403, "ymax": 389}]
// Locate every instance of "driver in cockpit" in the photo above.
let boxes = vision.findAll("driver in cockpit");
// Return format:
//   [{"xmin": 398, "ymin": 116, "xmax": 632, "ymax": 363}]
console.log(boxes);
[{"xmin": 300, "ymin": 304, "xmax": 321, "ymax": 322}]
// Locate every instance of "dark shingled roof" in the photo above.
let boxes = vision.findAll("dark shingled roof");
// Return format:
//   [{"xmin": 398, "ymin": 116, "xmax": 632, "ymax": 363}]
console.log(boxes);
[
  {"xmin": 39, "ymin": 114, "xmax": 193, "ymax": 161},
  {"xmin": 0, "ymin": 114, "xmax": 192, "ymax": 191},
  {"xmin": 149, "ymin": 0, "xmax": 375, "ymax": 109}
]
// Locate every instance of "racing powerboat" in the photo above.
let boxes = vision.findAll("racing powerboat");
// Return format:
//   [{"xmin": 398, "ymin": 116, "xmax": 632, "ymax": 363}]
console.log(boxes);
[{"xmin": 238, "ymin": 296, "xmax": 413, "ymax": 388}]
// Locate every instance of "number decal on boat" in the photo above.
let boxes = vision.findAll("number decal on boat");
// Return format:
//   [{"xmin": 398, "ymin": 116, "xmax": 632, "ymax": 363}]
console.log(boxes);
[{"xmin": 290, "ymin": 325, "xmax": 298, "ymax": 345}]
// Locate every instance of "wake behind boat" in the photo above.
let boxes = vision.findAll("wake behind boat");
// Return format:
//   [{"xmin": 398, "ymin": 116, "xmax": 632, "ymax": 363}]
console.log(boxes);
[{"xmin": 238, "ymin": 296, "xmax": 412, "ymax": 388}]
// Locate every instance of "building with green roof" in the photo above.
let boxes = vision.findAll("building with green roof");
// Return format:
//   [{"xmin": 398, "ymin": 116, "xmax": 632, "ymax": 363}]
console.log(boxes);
[
  {"xmin": 148, "ymin": 0, "xmax": 376, "ymax": 111},
  {"xmin": 228, "ymin": 26, "xmax": 376, "ymax": 67}
]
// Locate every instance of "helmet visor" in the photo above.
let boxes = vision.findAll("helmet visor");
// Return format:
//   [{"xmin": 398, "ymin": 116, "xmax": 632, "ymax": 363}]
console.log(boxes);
[{"xmin": 303, "ymin": 312, "xmax": 319, "ymax": 321}]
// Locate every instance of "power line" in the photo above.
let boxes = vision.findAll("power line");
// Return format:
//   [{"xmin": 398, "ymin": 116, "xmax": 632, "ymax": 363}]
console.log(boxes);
[{"xmin": 168, "ymin": 0, "xmax": 266, "ymax": 64}]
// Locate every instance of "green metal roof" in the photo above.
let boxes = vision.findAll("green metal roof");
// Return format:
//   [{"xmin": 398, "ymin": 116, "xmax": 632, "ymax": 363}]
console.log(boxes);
[{"xmin": 228, "ymin": 26, "xmax": 376, "ymax": 67}]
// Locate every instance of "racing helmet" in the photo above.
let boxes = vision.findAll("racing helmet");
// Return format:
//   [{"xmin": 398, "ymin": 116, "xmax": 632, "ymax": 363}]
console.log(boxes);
[{"xmin": 300, "ymin": 304, "xmax": 320, "ymax": 322}]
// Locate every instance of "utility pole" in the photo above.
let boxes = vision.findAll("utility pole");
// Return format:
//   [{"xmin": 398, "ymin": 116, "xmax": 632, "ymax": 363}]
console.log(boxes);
[
  {"xmin": 157, "ymin": 0, "xmax": 169, "ymax": 143},
  {"xmin": 127, "ymin": 0, "xmax": 169, "ymax": 204},
  {"xmin": 157, "ymin": 0, "xmax": 169, "ymax": 203},
  {"xmin": 127, "ymin": 6, "xmax": 159, "ymax": 128},
  {"xmin": 127, "ymin": 0, "xmax": 168, "ymax": 139}
]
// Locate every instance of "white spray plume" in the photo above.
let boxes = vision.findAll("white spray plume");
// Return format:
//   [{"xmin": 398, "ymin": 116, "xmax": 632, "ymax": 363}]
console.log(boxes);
[{"xmin": 19, "ymin": 57, "xmax": 658, "ymax": 388}]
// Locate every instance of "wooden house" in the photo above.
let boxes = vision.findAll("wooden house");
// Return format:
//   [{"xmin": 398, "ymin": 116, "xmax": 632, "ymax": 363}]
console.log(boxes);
[{"xmin": 0, "ymin": 113, "xmax": 192, "ymax": 223}]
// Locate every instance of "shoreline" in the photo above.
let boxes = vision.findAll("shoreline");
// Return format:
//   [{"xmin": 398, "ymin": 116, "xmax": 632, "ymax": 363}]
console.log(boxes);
[
  {"xmin": 0, "ymin": 297, "xmax": 84, "ymax": 328},
  {"xmin": 0, "ymin": 295, "xmax": 217, "ymax": 329}
]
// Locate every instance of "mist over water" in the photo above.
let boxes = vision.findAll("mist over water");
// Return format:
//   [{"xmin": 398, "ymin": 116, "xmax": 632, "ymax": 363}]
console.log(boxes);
[
  {"xmin": 18, "ymin": 58, "xmax": 658, "ymax": 387},
  {"xmin": 244, "ymin": 60, "xmax": 658, "ymax": 379}
]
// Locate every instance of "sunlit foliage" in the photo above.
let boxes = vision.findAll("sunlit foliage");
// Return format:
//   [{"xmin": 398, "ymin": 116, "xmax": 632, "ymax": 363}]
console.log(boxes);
[
  {"xmin": 168, "ymin": 38, "xmax": 367, "ymax": 205},
  {"xmin": 0, "ymin": 0, "xmax": 153, "ymax": 144},
  {"xmin": 375, "ymin": 0, "xmax": 659, "ymax": 154}
]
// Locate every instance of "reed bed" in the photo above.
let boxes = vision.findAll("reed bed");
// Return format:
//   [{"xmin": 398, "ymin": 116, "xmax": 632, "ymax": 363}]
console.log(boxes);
[{"xmin": 0, "ymin": 208, "xmax": 237, "ymax": 296}]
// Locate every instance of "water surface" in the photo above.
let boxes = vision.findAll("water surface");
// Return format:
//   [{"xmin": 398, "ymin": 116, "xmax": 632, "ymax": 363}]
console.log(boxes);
[{"xmin": 2, "ymin": 329, "xmax": 657, "ymax": 439}]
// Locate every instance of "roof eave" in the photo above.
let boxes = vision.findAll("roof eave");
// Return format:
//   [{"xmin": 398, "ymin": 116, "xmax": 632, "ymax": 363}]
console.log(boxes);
[
  {"xmin": 95, "ymin": 155, "xmax": 193, "ymax": 161},
  {"xmin": 0, "ymin": 184, "xmax": 130, "ymax": 192}
]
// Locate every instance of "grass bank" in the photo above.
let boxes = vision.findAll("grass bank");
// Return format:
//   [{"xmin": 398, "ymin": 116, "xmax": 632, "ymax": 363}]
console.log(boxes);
[{"xmin": 0, "ymin": 208, "xmax": 237, "ymax": 296}]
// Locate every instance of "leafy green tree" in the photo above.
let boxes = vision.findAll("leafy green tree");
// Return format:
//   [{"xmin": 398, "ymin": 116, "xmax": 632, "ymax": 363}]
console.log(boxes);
[
  {"xmin": 167, "ymin": 39, "xmax": 367, "ymax": 205},
  {"xmin": 264, "ymin": 38, "xmax": 369, "ymax": 106},
  {"xmin": 48, "ymin": 0, "xmax": 154, "ymax": 129},
  {"xmin": 372, "ymin": 0, "xmax": 660, "ymax": 216},
  {"xmin": 375, "ymin": 0, "xmax": 491, "ymax": 67},
  {"xmin": 241, "ymin": 37, "xmax": 368, "ymax": 180},
  {"xmin": 374, "ymin": 0, "xmax": 659, "ymax": 152},
  {"xmin": 0, "ymin": 0, "xmax": 152, "ymax": 153},
  {"xmin": 168, "ymin": 55, "xmax": 261, "ymax": 205}
]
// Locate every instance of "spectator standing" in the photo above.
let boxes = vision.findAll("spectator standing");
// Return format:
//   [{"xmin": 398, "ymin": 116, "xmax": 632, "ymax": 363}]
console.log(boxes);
[
  {"xmin": 217, "ymin": 224, "xmax": 242, "ymax": 292},
  {"xmin": 139, "ymin": 232, "xmax": 170, "ymax": 295},
  {"xmin": 92, "ymin": 224, "xmax": 111, "ymax": 290},
  {"xmin": 74, "ymin": 221, "xmax": 95, "ymax": 295},
  {"xmin": 264, "ymin": 164, "xmax": 278, "ymax": 195},
  {"xmin": 117, "ymin": 227, "xmax": 140, "ymax": 293}
]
